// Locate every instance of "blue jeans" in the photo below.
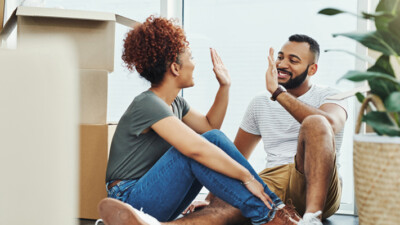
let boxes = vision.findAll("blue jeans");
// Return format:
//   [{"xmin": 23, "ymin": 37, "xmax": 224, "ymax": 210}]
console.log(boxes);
[{"xmin": 107, "ymin": 130, "xmax": 282, "ymax": 224}]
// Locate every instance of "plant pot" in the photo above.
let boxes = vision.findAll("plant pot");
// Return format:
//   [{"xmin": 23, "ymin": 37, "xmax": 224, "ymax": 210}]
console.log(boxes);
[{"xmin": 353, "ymin": 134, "xmax": 400, "ymax": 225}]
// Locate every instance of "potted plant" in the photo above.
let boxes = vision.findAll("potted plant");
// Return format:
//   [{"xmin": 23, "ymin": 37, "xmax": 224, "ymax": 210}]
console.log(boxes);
[{"xmin": 319, "ymin": 1, "xmax": 400, "ymax": 224}]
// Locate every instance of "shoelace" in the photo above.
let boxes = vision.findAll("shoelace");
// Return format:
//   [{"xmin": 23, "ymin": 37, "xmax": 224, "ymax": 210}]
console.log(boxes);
[{"xmin": 94, "ymin": 219, "xmax": 103, "ymax": 225}]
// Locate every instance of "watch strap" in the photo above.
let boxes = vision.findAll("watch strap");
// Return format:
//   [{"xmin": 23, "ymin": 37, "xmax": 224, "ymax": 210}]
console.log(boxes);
[{"xmin": 270, "ymin": 86, "xmax": 286, "ymax": 101}]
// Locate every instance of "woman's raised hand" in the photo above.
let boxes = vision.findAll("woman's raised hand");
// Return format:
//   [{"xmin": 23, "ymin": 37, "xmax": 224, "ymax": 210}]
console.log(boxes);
[{"xmin": 210, "ymin": 48, "xmax": 231, "ymax": 87}]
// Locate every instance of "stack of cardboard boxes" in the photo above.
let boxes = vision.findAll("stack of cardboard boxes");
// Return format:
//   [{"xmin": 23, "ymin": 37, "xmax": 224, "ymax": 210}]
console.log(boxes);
[{"xmin": 0, "ymin": 6, "xmax": 138, "ymax": 219}]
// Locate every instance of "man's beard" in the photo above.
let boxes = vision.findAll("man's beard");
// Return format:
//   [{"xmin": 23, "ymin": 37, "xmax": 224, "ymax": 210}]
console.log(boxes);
[{"xmin": 279, "ymin": 65, "xmax": 309, "ymax": 89}]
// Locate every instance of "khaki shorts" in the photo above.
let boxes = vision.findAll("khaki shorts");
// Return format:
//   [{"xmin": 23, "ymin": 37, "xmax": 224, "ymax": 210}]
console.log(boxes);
[{"xmin": 258, "ymin": 157, "xmax": 341, "ymax": 219}]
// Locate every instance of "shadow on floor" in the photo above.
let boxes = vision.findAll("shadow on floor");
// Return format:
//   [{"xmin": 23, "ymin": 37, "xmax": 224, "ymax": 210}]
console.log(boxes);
[
  {"xmin": 80, "ymin": 214, "xmax": 359, "ymax": 225},
  {"xmin": 323, "ymin": 214, "xmax": 359, "ymax": 225}
]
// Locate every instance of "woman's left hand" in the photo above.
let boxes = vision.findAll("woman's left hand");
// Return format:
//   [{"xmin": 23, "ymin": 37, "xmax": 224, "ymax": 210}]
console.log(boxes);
[
  {"xmin": 182, "ymin": 200, "xmax": 210, "ymax": 215},
  {"xmin": 210, "ymin": 48, "xmax": 231, "ymax": 87}
]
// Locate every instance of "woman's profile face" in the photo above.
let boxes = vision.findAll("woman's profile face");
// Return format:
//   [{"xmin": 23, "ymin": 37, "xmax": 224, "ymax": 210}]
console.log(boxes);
[{"xmin": 176, "ymin": 48, "xmax": 196, "ymax": 88}]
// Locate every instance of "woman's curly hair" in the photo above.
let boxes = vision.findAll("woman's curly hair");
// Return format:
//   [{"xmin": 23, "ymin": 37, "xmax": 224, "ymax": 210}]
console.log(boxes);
[{"xmin": 122, "ymin": 15, "xmax": 189, "ymax": 85}]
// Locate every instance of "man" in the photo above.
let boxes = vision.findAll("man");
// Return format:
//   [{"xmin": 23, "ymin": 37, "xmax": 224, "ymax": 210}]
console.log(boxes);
[{"xmin": 97, "ymin": 34, "xmax": 347, "ymax": 225}]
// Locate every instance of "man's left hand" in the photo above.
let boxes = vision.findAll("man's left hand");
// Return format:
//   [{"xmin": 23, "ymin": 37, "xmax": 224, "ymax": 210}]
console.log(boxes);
[{"xmin": 266, "ymin": 47, "xmax": 279, "ymax": 94}]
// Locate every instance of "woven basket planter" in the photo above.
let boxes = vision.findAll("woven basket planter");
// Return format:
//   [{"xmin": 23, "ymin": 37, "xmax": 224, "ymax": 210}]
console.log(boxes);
[
  {"xmin": 354, "ymin": 135, "xmax": 400, "ymax": 225},
  {"xmin": 353, "ymin": 95, "xmax": 400, "ymax": 225}
]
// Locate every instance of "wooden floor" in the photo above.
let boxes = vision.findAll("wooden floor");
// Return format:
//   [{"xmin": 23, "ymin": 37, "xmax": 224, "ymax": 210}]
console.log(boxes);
[
  {"xmin": 322, "ymin": 214, "xmax": 359, "ymax": 225},
  {"xmin": 80, "ymin": 214, "xmax": 359, "ymax": 225}
]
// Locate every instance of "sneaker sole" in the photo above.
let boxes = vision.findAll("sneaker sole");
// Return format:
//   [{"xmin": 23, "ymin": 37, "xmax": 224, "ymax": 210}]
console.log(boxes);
[{"xmin": 98, "ymin": 198, "xmax": 148, "ymax": 225}]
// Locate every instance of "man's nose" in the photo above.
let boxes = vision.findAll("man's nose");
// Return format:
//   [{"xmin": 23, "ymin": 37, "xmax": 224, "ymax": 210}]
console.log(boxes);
[{"xmin": 277, "ymin": 59, "xmax": 289, "ymax": 68}]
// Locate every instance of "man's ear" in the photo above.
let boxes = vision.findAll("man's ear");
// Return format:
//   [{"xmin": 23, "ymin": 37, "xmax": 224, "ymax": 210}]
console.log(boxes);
[
  {"xmin": 308, "ymin": 63, "xmax": 318, "ymax": 76},
  {"xmin": 170, "ymin": 62, "xmax": 180, "ymax": 77}
]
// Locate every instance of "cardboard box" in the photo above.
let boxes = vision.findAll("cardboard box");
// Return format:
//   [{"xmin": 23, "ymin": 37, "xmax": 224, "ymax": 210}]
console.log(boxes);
[
  {"xmin": 0, "ymin": 6, "xmax": 138, "ymax": 72},
  {"xmin": 79, "ymin": 124, "xmax": 117, "ymax": 219},
  {"xmin": 80, "ymin": 69, "xmax": 108, "ymax": 124},
  {"xmin": 0, "ymin": 0, "xmax": 4, "ymax": 30},
  {"xmin": 0, "ymin": 41, "xmax": 79, "ymax": 225}
]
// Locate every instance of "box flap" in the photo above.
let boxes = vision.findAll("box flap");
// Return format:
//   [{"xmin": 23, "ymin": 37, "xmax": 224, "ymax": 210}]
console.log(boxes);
[
  {"xmin": 1, "ymin": 7, "xmax": 140, "ymax": 43},
  {"xmin": 17, "ymin": 6, "xmax": 115, "ymax": 22},
  {"xmin": 17, "ymin": 12, "xmax": 116, "ymax": 71},
  {"xmin": 116, "ymin": 14, "xmax": 139, "ymax": 28},
  {"xmin": 0, "ymin": 8, "xmax": 17, "ymax": 42}
]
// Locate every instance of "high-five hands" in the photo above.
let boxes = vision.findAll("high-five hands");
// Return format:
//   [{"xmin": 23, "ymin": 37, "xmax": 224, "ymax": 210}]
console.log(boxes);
[
  {"xmin": 266, "ymin": 47, "xmax": 279, "ymax": 94},
  {"xmin": 210, "ymin": 48, "xmax": 231, "ymax": 87}
]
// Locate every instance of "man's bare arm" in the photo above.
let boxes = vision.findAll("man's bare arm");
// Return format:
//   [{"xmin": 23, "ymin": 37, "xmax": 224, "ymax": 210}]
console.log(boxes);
[
  {"xmin": 276, "ymin": 92, "xmax": 347, "ymax": 134},
  {"xmin": 234, "ymin": 128, "xmax": 262, "ymax": 159}
]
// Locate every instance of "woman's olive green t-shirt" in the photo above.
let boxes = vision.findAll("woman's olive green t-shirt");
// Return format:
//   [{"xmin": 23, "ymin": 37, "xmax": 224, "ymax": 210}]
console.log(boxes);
[{"xmin": 106, "ymin": 90, "xmax": 190, "ymax": 182}]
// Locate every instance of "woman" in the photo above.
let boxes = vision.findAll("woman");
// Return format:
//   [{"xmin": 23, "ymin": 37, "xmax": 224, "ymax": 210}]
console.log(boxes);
[{"xmin": 99, "ymin": 15, "xmax": 289, "ymax": 225}]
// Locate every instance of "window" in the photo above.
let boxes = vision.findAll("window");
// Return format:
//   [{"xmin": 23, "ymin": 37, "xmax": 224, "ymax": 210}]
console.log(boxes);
[{"xmin": 183, "ymin": 0, "xmax": 360, "ymax": 214}]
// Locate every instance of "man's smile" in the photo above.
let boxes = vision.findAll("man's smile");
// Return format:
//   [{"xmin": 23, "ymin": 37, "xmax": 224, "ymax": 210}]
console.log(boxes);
[{"xmin": 277, "ymin": 68, "xmax": 292, "ymax": 79}]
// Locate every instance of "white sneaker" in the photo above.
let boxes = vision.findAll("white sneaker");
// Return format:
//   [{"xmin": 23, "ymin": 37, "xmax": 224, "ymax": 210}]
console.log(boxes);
[
  {"xmin": 129, "ymin": 206, "xmax": 161, "ymax": 225},
  {"xmin": 98, "ymin": 198, "xmax": 161, "ymax": 225},
  {"xmin": 298, "ymin": 211, "xmax": 322, "ymax": 225}
]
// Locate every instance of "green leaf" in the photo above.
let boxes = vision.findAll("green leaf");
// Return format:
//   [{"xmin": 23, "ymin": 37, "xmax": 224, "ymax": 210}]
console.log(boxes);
[
  {"xmin": 367, "ymin": 55, "xmax": 395, "ymax": 77},
  {"xmin": 324, "ymin": 49, "xmax": 375, "ymax": 64},
  {"xmin": 375, "ymin": 0, "xmax": 398, "ymax": 31},
  {"xmin": 388, "ymin": 14, "xmax": 400, "ymax": 41},
  {"xmin": 339, "ymin": 70, "xmax": 400, "ymax": 84},
  {"xmin": 362, "ymin": 11, "xmax": 393, "ymax": 19},
  {"xmin": 355, "ymin": 92, "xmax": 365, "ymax": 103},
  {"xmin": 379, "ymin": 30, "xmax": 400, "ymax": 55},
  {"xmin": 385, "ymin": 92, "xmax": 400, "ymax": 111},
  {"xmin": 368, "ymin": 78, "xmax": 400, "ymax": 101},
  {"xmin": 333, "ymin": 31, "xmax": 398, "ymax": 56},
  {"xmin": 318, "ymin": 8, "xmax": 390, "ymax": 20},
  {"xmin": 375, "ymin": 0, "xmax": 400, "ymax": 31},
  {"xmin": 363, "ymin": 111, "xmax": 400, "ymax": 136},
  {"xmin": 375, "ymin": 16, "xmax": 394, "ymax": 31},
  {"xmin": 339, "ymin": 70, "xmax": 400, "ymax": 101},
  {"xmin": 362, "ymin": 11, "xmax": 394, "ymax": 30},
  {"xmin": 318, "ymin": 8, "xmax": 347, "ymax": 16},
  {"xmin": 376, "ymin": 0, "xmax": 400, "ymax": 14}
]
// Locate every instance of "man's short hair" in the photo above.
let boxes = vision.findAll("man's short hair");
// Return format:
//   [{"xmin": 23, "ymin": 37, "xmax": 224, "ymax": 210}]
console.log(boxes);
[{"xmin": 288, "ymin": 34, "xmax": 320, "ymax": 62}]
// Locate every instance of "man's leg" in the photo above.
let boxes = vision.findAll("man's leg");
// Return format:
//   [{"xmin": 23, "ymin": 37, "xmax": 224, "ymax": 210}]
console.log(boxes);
[
  {"xmin": 98, "ymin": 197, "xmax": 250, "ymax": 225},
  {"xmin": 168, "ymin": 197, "xmax": 250, "ymax": 225},
  {"xmin": 294, "ymin": 115, "xmax": 336, "ymax": 217}
]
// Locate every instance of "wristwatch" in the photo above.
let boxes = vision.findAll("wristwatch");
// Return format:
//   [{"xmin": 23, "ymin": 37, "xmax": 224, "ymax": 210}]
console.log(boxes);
[{"xmin": 270, "ymin": 85, "xmax": 286, "ymax": 101}]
